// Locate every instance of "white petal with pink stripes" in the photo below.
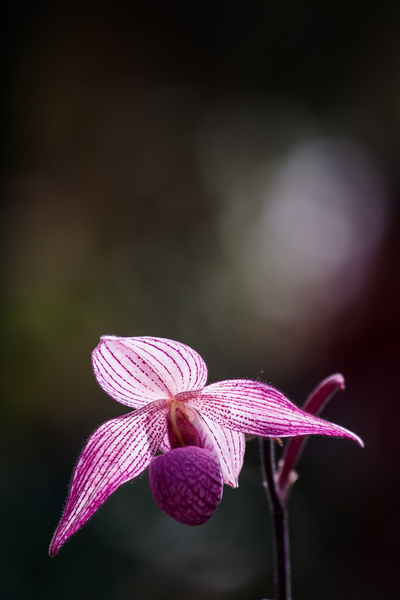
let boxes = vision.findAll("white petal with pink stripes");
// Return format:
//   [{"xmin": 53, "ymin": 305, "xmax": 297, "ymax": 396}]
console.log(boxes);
[{"xmin": 50, "ymin": 336, "xmax": 363, "ymax": 556}]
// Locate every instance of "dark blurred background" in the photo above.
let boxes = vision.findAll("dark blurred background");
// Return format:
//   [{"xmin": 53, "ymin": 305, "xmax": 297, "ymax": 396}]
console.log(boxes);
[{"xmin": 1, "ymin": 0, "xmax": 399, "ymax": 598}]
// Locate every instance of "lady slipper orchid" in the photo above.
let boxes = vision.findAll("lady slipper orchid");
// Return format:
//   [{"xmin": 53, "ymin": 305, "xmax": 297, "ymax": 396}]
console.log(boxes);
[{"xmin": 49, "ymin": 336, "xmax": 363, "ymax": 556}]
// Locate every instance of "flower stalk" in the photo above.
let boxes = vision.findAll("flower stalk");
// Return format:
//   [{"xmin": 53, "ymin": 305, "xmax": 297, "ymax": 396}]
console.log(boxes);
[
  {"xmin": 260, "ymin": 438, "xmax": 291, "ymax": 600},
  {"xmin": 261, "ymin": 374, "xmax": 354, "ymax": 600}
]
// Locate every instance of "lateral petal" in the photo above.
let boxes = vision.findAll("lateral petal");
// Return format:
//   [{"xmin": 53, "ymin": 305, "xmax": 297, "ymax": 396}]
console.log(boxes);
[
  {"xmin": 157, "ymin": 411, "xmax": 245, "ymax": 487},
  {"xmin": 195, "ymin": 414, "xmax": 245, "ymax": 487},
  {"xmin": 183, "ymin": 380, "xmax": 364, "ymax": 446},
  {"xmin": 92, "ymin": 336, "xmax": 208, "ymax": 408},
  {"xmin": 49, "ymin": 400, "xmax": 168, "ymax": 556}
]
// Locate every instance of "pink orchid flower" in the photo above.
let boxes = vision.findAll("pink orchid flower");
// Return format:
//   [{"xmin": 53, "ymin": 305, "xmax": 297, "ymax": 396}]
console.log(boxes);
[{"xmin": 49, "ymin": 336, "xmax": 363, "ymax": 556}]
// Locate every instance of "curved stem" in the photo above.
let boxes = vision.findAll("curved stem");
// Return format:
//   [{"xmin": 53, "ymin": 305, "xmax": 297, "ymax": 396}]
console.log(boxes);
[
  {"xmin": 260, "ymin": 438, "xmax": 291, "ymax": 600},
  {"xmin": 260, "ymin": 374, "xmax": 346, "ymax": 599},
  {"xmin": 278, "ymin": 374, "xmax": 345, "ymax": 496}
]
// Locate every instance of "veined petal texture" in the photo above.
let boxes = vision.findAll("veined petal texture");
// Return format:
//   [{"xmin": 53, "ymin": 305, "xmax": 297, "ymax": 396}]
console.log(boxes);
[
  {"xmin": 49, "ymin": 400, "xmax": 168, "ymax": 556},
  {"xmin": 184, "ymin": 380, "xmax": 364, "ymax": 446},
  {"xmin": 92, "ymin": 336, "xmax": 208, "ymax": 408},
  {"xmin": 158, "ymin": 408, "xmax": 245, "ymax": 486},
  {"xmin": 195, "ymin": 413, "xmax": 245, "ymax": 487}
]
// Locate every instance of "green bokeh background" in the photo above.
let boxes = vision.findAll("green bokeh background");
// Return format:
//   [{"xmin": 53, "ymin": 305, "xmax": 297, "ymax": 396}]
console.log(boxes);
[{"xmin": 1, "ymin": 1, "xmax": 399, "ymax": 598}]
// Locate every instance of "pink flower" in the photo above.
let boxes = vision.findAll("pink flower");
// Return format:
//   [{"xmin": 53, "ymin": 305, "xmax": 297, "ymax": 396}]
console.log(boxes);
[{"xmin": 49, "ymin": 336, "xmax": 363, "ymax": 556}]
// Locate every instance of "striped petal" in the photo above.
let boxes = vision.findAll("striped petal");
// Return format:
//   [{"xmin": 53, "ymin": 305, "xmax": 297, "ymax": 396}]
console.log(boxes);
[
  {"xmin": 159, "ymin": 432, "xmax": 172, "ymax": 454},
  {"xmin": 195, "ymin": 414, "xmax": 245, "ymax": 487},
  {"xmin": 92, "ymin": 336, "xmax": 208, "ymax": 408},
  {"xmin": 182, "ymin": 380, "xmax": 364, "ymax": 446},
  {"xmin": 158, "ymin": 409, "xmax": 245, "ymax": 487},
  {"xmin": 49, "ymin": 400, "xmax": 168, "ymax": 556}
]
